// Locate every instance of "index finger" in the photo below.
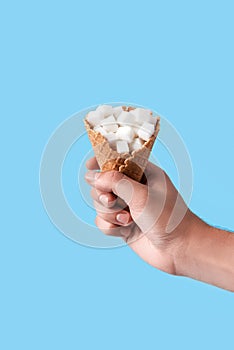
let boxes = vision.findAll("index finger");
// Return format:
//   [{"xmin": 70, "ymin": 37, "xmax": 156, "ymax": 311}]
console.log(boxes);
[{"xmin": 86, "ymin": 157, "xmax": 100, "ymax": 170}]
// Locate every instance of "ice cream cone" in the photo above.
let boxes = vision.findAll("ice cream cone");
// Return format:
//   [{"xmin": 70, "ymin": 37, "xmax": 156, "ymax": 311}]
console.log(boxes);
[{"xmin": 84, "ymin": 106, "xmax": 160, "ymax": 182}]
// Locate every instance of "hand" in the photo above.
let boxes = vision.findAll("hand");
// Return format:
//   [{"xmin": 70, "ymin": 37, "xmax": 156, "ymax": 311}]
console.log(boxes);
[{"xmin": 85, "ymin": 157, "xmax": 196, "ymax": 275}]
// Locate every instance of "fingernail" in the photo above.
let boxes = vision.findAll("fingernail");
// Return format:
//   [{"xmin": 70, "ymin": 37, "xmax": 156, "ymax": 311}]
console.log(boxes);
[
  {"xmin": 99, "ymin": 194, "xmax": 116, "ymax": 208},
  {"xmin": 99, "ymin": 194, "xmax": 109, "ymax": 206},
  {"xmin": 116, "ymin": 212, "xmax": 129, "ymax": 224},
  {"xmin": 85, "ymin": 171, "xmax": 97, "ymax": 184}
]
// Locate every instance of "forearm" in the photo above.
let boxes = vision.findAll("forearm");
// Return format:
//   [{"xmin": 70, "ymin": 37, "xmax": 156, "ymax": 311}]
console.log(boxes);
[{"xmin": 175, "ymin": 216, "xmax": 234, "ymax": 292}]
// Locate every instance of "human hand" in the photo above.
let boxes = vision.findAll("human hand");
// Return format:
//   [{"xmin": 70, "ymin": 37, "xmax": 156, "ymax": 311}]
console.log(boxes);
[{"xmin": 85, "ymin": 157, "xmax": 196, "ymax": 275}]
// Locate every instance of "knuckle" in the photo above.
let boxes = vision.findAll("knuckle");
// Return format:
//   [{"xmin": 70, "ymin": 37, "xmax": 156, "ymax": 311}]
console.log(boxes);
[
  {"xmin": 95, "ymin": 216, "xmax": 113, "ymax": 233},
  {"xmin": 106, "ymin": 170, "xmax": 124, "ymax": 184},
  {"xmin": 94, "ymin": 200, "xmax": 115, "ymax": 215}
]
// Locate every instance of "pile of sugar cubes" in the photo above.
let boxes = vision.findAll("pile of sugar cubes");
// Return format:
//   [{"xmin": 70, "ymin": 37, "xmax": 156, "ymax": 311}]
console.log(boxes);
[{"xmin": 87, "ymin": 105, "xmax": 157, "ymax": 154}]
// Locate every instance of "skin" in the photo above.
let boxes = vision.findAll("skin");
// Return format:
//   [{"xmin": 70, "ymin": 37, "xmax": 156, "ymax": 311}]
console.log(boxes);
[{"xmin": 85, "ymin": 157, "xmax": 234, "ymax": 292}]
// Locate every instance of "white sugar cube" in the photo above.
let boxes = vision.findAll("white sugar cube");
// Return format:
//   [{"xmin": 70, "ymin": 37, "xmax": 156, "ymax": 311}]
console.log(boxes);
[
  {"xmin": 116, "ymin": 126, "xmax": 135, "ymax": 143},
  {"xmin": 105, "ymin": 132, "xmax": 116, "ymax": 143},
  {"xmin": 117, "ymin": 111, "xmax": 136, "ymax": 126},
  {"xmin": 112, "ymin": 106, "xmax": 123, "ymax": 118},
  {"xmin": 101, "ymin": 115, "xmax": 118, "ymax": 132},
  {"xmin": 116, "ymin": 140, "xmax": 129, "ymax": 154},
  {"xmin": 133, "ymin": 126, "xmax": 139, "ymax": 136},
  {"xmin": 130, "ymin": 138, "xmax": 144, "ymax": 152},
  {"xmin": 87, "ymin": 111, "xmax": 103, "ymax": 127},
  {"xmin": 94, "ymin": 126, "xmax": 108, "ymax": 137},
  {"xmin": 106, "ymin": 133, "xmax": 117, "ymax": 150},
  {"xmin": 96, "ymin": 105, "xmax": 113, "ymax": 117},
  {"xmin": 100, "ymin": 115, "xmax": 116, "ymax": 124},
  {"xmin": 137, "ymin": 122, "xmax": 155, "ymax": 141},
  {"xmin": 103, "ymin": 124, "xmax": 118, "ymax": 132},
  {"xmin": 131, "ymin": 108, "xmax": 152, "ymax": 125}
]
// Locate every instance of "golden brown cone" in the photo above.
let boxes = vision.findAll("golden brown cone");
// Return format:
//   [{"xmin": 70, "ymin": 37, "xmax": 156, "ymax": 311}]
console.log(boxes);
[{"xmin": 84, "ymin": 106, "xmax": 160, "ymax": 182}]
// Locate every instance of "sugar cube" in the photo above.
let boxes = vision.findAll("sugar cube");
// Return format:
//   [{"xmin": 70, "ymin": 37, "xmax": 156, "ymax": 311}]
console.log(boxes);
[
  {"xmin": 117, "ymin": 111, "xmax": 136, "ymax": 126},
  {"xmin": 101, "ymin": 115, "xmax": 118, "ymax": 132},
  {"xmin": 87, "ymin": 111, "xmax": 103, "ymax": 127},
  {"xmin": 116, "ymin": 126, "xmax": 135, "ymax": 143},
  {"xmin": 105, "ymin": 132, "xmax": 116, "ymax": 143},
  {"xmin": 112, "ymin": 106, "xmax": 123, "ymax": 118},
  {"xmin": 96, "ymin": 105, "xmax": 113, "ymax": 117},
  {"xmin": 131, "ymin": 108, "xmax": 152, "ymax": 125},
  {"xmin": 137, "ymin": 122, "xmax": 155, "ymax": 141},
  {"xmin": 116, "ymin": 140, "xmax": 129, "ymax": 153},
  {"xmin": 130, "ymin": 138, "xmax": 144, "ymax": 152},
  {"xmin": 94, "ymin": 126, "xmax": 108, "ymax": 137}
]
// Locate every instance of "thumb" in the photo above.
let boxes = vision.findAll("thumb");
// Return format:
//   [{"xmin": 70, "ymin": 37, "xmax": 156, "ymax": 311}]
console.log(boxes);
[{"xmin": 88, "ymin": 170, "xmax": 147, "ymax": 208}]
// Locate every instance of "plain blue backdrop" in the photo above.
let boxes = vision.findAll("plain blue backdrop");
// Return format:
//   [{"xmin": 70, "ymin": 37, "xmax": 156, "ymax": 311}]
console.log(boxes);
[{"xmin": 1, "ymin": 1, "xmax": 234, "ymax": 349}]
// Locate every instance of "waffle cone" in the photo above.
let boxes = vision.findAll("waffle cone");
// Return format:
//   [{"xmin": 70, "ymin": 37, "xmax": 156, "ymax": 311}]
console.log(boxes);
[{"xmin": 84, "ymin": 107, "xmax": 160, "ymax": 182}]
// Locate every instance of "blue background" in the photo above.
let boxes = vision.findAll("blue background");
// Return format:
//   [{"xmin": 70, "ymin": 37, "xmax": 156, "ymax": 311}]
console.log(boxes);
[{"xmin": 1, "ymin": 1, "xmax": 234, "ymax": 349}]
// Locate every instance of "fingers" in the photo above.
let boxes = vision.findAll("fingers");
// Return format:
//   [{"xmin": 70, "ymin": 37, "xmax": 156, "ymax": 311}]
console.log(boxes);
[
  {"xmin": 86, "ymin": 157, "xmax": 99, "ymax": 170},
  {"xmin": 85, "ymin": 157, "xmax": 165, "ymax": 187},
  {"xmin": 95, "ymin": 216, "xmax": 120, "ymax": 236},
  {"xmin": 85, "ymin": 170, "xmax": 146, "ymax": 208},
  {"xmin": 90, "ymin": 187, "xmax": 117, "ymax": 208},
  {"xmin": 94, "ymin": 200, "xmax": 133, "ymax": 226},
  {"xmin": 95, "ymin": 216, "xmax": 134, "ymax": 238},
  {"xmin": 95, "ymin": 216, "xmax": 129, "ymax": 237}
]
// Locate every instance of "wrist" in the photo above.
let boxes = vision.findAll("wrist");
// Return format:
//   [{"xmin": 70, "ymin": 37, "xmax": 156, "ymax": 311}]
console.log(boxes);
[{"xmin": 172, "ymin": 211, "xmax": 206, "ymax": 277}]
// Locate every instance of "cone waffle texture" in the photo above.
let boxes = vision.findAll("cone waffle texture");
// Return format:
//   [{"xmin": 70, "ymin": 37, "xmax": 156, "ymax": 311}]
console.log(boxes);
[{"xmin": 84, "ymin": 107, "xmax": 160, "ymax": 182}]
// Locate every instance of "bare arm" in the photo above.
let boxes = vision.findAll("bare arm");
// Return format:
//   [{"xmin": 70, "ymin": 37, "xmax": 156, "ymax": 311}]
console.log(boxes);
[
  {"xmin": 85, "ymin": 157, "xmax": 234, "ymax": 292},
  {"xmin": 175, "ymin": 219, "xmax": 234, "ymax": 291}
]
